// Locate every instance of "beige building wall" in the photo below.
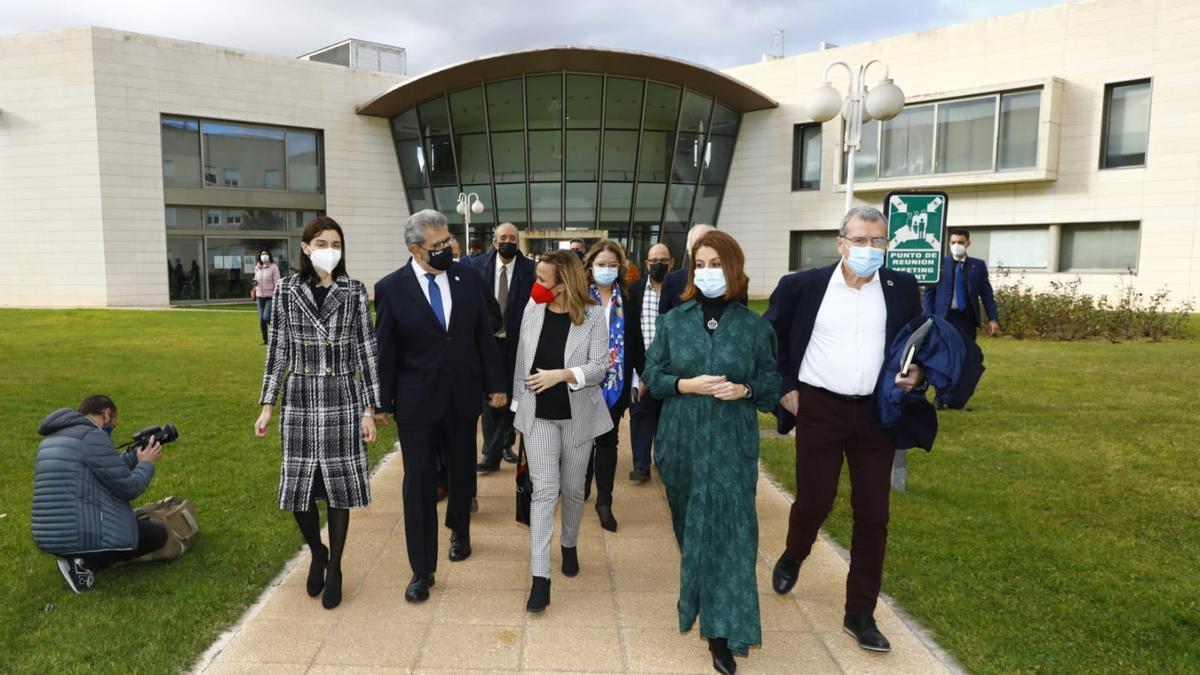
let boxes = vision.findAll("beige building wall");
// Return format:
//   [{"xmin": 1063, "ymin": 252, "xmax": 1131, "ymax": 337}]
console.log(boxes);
[
  {"xmin": 0, "ymin": 29, "xmax": 108, "ymax": 307},
  {"xmin": 721, "ymin": 0, "xmax": 1200, "ymax": 303},
  {"xmin": 1, "ymin": 26, "xmax": 409, "ymax": 307}
]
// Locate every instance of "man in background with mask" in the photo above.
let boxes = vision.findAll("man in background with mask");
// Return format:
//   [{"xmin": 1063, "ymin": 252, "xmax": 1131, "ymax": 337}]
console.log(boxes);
[
  {"xmin": 470, "ymin": 222, "xmax": 535, "ymax": 472},
  {"xmin": 922, "ymin": 228, "xmax": 1000, "ymax": 410},
  {"xmin": 661, "ymin": 223, "xmax": 714, "ymax": 312},
  {"xmin": 374, "ymin": 209, "xmax": 506, "ymax": 603},
  {"xmin": 623, "ymin": 242, "xmax": 674, "ymax": 482},
  {"xmin": 32, "ymin": 395, "xmax": 164, "ymax": 593},
  {"xmin": 763, "ymin": 206, "xmax": 923, "ymax": 654}
]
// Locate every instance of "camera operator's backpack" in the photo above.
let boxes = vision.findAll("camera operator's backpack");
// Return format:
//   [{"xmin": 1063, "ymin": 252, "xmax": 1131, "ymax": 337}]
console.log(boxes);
[{"xmin": 130, "ymin": 496, "xmax": 199, "ymax": 562}]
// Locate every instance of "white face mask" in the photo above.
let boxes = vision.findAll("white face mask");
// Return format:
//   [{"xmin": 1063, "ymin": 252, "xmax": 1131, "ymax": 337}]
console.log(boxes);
[
  {"xmin": 308, "ymin": 248, "xmax": 341, "ymax": 274},
  {"xmin": 950, "ymin": 243, "xmax": 967, "ymax": 258},
  {"xmin": 260, "ymin": 255, "xmax": 270, "ymax": 263}
]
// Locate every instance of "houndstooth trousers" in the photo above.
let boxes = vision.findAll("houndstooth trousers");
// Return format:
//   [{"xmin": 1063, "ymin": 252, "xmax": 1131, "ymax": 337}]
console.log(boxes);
[{"xmin": 525, "ymin": 417, "xmax": 594, "ymax": 579}]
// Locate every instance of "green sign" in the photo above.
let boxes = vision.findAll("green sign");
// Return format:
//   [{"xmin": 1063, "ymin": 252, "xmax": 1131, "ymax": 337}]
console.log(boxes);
[{"xmin": 884, "ymin": 191, "xmax": 948, "ymax": 284}]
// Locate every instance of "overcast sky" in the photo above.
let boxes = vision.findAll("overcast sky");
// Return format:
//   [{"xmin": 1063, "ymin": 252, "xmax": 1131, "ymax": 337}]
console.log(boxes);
[{"xmin": 3, "ymin": 0, "xmax": 1068, "ymax": 74}]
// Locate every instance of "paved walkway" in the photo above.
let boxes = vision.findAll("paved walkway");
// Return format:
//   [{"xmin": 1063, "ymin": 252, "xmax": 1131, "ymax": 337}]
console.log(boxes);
[{"xmin": 196, "ymin": 420, "xmax": 956, "ymax": 674}]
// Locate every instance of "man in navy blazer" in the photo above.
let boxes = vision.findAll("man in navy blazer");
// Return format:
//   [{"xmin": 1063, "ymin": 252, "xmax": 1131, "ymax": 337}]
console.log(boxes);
[
  {"xmin": 922, "ymin": 228, "xmax": 1000, "ymax": 408},
  {"xmin": 468, "ymin": 222, "xmax": 536, "ymax": 472},
  {"xmin": 764, "ymin": 207, "xmax": 924, "ymax": 653},
  {"xmin": 374, "ymin": 209, "xmax": 506, "ymax": 603}
]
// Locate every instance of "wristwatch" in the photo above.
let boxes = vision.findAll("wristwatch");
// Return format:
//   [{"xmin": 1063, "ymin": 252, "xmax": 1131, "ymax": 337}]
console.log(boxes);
[{"xmin": 742, "ymin": 384, "xmax": 754, "ymax": 400}]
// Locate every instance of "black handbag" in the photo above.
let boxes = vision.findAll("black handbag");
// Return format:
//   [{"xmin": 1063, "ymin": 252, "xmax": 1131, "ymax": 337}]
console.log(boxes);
[{"xmin": 515, "ymin": 437, "xmax": 532, "ymax": 526}]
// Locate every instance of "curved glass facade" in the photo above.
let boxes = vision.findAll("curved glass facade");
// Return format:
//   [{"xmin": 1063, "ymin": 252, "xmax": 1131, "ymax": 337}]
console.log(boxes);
[{"xmin": 389, "ymin": 73, "xmax": 741, "ymax": 259}]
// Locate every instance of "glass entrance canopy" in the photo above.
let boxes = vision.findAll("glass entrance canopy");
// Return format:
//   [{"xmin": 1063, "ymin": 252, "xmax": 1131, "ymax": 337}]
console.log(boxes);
[{"xmin": 359, "ymin": 47, "xmax": 777, "ymax": 260}]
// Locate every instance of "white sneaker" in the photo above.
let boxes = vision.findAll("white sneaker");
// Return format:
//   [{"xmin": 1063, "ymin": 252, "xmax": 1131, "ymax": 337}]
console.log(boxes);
[{"xmin": 56, "ymin": 557, "xmax": 95, "ymax": 594}]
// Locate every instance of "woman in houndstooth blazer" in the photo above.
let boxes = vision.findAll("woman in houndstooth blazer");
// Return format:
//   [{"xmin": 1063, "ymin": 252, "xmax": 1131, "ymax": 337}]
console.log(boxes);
[
  {"xmin": 511, "ymin": 250, "xmax": 612, "ymax": 613},
  {"xmin": 255, "ymin": 217, "xmax": 382, "ymax": 610}
]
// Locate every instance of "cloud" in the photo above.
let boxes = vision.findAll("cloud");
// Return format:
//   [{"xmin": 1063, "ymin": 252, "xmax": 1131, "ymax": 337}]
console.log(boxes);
[{"xmin": 0, "ymin": 0, "xmax": 1068, "ymax": 74}]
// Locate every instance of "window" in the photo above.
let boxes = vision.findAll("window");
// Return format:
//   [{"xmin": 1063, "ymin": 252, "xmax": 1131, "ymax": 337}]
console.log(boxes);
[
  {"xmin": 936, "ymin": 97, "xmax": 995, "ymax": 173},
  {"xmin": 983, "ymin": 227, "xmax": 1048, "ymax": 269},
  {"xmin": 286, "ymin": 130, "xmax": 321, "ymax": 192},
  {"xmin": 998, "ymin": 90, "xmax": 1040, "ymax": 170},
  {"xmin": 201, "ymin": 121, "xmax": 286, "ymax": 190},
  {"xmin": 842, "ymin": 87, "xmax": 1044, "ymax": 182},
  {"xmin": 1060, "ymin": 222, "xmax": 1139, "ymax": 271},
  {"xmin": 791, "ymin": 124, "xmax": 822, "ymax": 190},
  {"xmin": 1101, "ymin": 80, "xmax": 1151, "ymax": 169},
  {"xmin": 880, "ymin": 105, "xmax": 933, "ymax": 177},
  {"xmin": 789, "ymin": 231, "xmax": 840, "ymax": 271},
  {"xmin": 160, "ymin": 118, "xmax": 201, "ymax": 187}
]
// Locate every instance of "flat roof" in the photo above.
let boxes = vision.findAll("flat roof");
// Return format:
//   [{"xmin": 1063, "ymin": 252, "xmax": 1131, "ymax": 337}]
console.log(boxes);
[{"xmin": 357, "ymin": 46, "xmax": 778, "ymax": 117}]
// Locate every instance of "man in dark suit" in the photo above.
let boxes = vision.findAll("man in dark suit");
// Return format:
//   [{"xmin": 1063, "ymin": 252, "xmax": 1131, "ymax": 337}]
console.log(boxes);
[
  {"xmin": 660, "ymin": 223, "xmax": 713, "ymax": 312},
  {"xmin": 764, "ymin": 207, "xmax": 925, "ymax": 653},
  {"xmin": 922, "ymin": 228, "xmax": 1000, "ymax": 409},
  {"xmin": 374, "ymin": 209, "xmax": 506, "ymax": 603},
  {"xmin": 470, "ymin": 222, "xmax": 536, "ymax": 472},
  {"xmin": 624, "ymin": 242, "xmax": 673, "ymax": 482}
]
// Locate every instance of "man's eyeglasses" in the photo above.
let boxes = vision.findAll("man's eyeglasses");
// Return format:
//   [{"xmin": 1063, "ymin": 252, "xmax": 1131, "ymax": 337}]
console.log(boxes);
[
  {"xmin": 646, "ymin": 258, "xmax": 671, "ymax": 265},
  {"xmin": 424, "ymin": 238, "xmax": 452, "ymax": 252},
  {"xmin": 840, "ymin": 235, "xmax": 888, "ymax": 248}
]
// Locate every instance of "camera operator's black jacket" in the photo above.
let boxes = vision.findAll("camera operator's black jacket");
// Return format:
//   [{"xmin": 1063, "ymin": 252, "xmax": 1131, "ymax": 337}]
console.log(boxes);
[{"xmin": 31, "ymin": 409, "xmax": 154, "ymax": 555}]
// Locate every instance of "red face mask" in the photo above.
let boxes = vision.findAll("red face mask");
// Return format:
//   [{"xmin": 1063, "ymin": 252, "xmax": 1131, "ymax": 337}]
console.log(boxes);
[{"xmin": 530, "ymin": 282, "xmax": 556, "ymax": 305}]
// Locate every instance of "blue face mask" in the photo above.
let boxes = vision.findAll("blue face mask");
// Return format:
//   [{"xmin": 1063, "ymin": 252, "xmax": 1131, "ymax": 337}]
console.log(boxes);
[
  {"xmin": 845, "ymin": 246, "xmax": 885, "ymax": 278},
  {"xmin": 693, "ymin": 268, "xmax": 727, "ymax": 299},
  {"xmin": 592, "ymin": 266, "xmax": 619, "ymax": 287}
]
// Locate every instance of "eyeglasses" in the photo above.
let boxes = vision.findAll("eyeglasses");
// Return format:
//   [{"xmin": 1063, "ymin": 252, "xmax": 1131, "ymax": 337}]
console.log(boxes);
[
  {"xmin": 840, "ymin": 235, "xmax": 888, "ymax": 248},
  {"xmin": 646, "ymin": 258, "xmax": 671, "ymax": 265},
  {"xmin": 424, "ymin": 238, "xmax": 452, "ymax": 252}
]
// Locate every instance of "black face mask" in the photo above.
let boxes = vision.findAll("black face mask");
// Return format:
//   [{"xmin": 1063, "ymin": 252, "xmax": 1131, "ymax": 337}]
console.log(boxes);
[
  {"xmin": 426, "ymin": 246, "xmax": 454, "ymax": 271},
  {"xmin": 648, "ymin": 262, "xmax": 669, "ymax": 282},
  {"xmin": 497, "ymin": 242, "xmax": 519, "ymax": 260}
]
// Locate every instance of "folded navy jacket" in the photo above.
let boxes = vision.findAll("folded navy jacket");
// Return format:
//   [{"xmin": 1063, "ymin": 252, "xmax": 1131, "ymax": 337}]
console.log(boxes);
[{"xmin": 877, "ymin": 315, "xmax": 966, "ymax": 452}]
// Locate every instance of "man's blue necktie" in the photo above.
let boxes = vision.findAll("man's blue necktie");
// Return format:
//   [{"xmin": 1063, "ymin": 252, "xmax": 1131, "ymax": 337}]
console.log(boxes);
[
  {"xmin": 426, "ymin": 273, "xmax": 447, "ymax": 330},
  {"xmin": 955, "ymin": 261, "xmax": 967, "ymax": 311}
]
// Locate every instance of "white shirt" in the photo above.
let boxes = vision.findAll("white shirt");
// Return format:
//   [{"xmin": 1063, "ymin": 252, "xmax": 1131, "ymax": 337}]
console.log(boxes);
[
  {"xmin": 494, "ymin": 255, "xmax": 516, "ymax": 337},
  {"xmin": 798, "ymin": 263, "xmax": 887, "ymax": 396},
  {"xmin": 410, "ymin": 257, "xmax": 453, "ymax": 327}
]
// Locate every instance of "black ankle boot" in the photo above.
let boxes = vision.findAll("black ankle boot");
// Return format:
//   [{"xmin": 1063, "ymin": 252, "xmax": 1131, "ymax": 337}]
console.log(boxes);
[
  {"xmin": 306, "ymin": 544, "xmax": 328, "ymax": 597},
  {"xmin": 526, "ymin": 576, "xmax": 551, "ymax": 613},
  {"xmin": 708, "ymin": 637, "xmax": 737, "ymax": 674},
  {"xmin": 596, "ymin": 504, "xmax": 618, "ymax": 532},
  {"xmin": 561, "ymin": 546, "xmax": 579, "ymax": 577},
  {"xmin": 322, "ymin": 565, "xmax": 343, "ymax": 610}
]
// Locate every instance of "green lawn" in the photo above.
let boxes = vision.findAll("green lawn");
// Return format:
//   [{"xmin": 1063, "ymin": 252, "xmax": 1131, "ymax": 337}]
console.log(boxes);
[
  {"xmin": 0, "ymin": 309, "xmax": 396, "ymax": 674},
  {"xmin": 758, "ymin": 316, "xmax": 1200, "ymax": 673}
]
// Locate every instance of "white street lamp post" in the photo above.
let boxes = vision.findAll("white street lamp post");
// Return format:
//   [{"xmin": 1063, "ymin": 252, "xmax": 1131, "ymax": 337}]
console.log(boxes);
[
  {"xmin": 806, "ymin": 60, "xmax": 905, "ymax": 212},
  {"xmin": 456, "ymin": 192, "xmax": 485, "ymax": 249}
]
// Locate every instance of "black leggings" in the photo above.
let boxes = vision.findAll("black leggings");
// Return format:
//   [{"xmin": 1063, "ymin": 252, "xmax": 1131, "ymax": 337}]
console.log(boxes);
[
  {"xmin": 292, "ymin": 467, "xmax": 350, "ymax": 569},
  {"xmin": 586, "ymin": 405, "xmax": 625, "ymax": 507},
  {"xmin": 81, "ymin": 519, "xmax": 169, "ymax": 569}
]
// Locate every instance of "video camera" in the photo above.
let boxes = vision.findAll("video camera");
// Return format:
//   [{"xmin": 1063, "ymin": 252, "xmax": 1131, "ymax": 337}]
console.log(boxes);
[{"xmin": 120, "ymin": 424, "xmax": 180, "ymax": 452}]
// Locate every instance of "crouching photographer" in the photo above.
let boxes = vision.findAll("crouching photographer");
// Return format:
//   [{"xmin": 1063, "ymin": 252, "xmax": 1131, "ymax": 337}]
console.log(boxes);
[{"xmin": 32, "ymin": 395, "xmax": 178, "ymax": 593}]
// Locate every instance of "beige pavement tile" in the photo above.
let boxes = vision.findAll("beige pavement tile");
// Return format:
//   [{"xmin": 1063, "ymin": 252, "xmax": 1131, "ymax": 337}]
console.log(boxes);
[
  {"xmin": 525, "ymin": 590, "xmax": 617, "ymax": 628},
  {"xmin": 758, "ymin": 592, "xmax": 815, "ymax": 633},
  {"xmin": 522, "ymin": 624, "xmax": 624, "ymax": 672},
  {"xmin": 611, "ymin": 551, "xmax": 680, "ymax": 592},
  {"xmin": 434, "ymin": 587, "xmax": 527, "ymax": 626},
  {"xmin": 337, "ymin": 582, "xmax": 443, "ymax": 624},
  {"xmin": 417, "ymin": 623, "xmax": 522, "ymax": 671},
  {"xmin": 614, "ymin": 590, "xmax": 680, "ymax": 629},
  {"xmin": 309, "ymin": 667, "xmax": 408, "ymax": 674},
  {"xmin": 251, "ymin": 582, "xmax": 327, "ymax": 621},
  {"xmin": 463, "ymin": 534, "xmax": 531, "ymax": 561},
  {"xmin": 202, "ymin": 662, "xmax": 300, "ymax": 674},
  {"xmin": 622, "ymin": 627, "xmax": 714, "ymax": 673},
  {"xmin": 750, "ymin": 631, "xmax": 841, "ymax": 674},
  {"xmin": 311, "ymin": 619, "xmax": 424, "ymax": 668},
  {"xmin": 215, "ymin": 616, "xmax": 335, "ymax": 665},
  {"xmin": 443, "ymin": 558, "xmax": 533, "ymax": 590}
]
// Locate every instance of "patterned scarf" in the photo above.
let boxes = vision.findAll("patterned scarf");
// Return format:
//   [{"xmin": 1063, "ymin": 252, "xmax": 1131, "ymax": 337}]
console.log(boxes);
[{"xmin": 590, "ymin": 282, "xmax": 625, "ymax": 408}]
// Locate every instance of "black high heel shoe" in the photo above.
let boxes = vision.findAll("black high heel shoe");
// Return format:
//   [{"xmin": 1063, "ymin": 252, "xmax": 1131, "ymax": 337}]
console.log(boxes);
[
  {"xmin": 306, "ymin": 544, "xmax": 328, "ymax": 597},
  {"xmin": 708, "ymin": 637, "xmax": 737, "ymax": 674},
  {"xmin": 595, "ymin": 504, "xmax": 618, "ymax": 532},
  {"xmin": 322, "ymin": 565, "xmax": 343, "ymax": 609}
]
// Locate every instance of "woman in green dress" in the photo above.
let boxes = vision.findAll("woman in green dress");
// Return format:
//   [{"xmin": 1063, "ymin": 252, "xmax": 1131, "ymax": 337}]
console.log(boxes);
[{"xmin": 643, "ymin": 230, "xmax": 782, "ymax": 675}]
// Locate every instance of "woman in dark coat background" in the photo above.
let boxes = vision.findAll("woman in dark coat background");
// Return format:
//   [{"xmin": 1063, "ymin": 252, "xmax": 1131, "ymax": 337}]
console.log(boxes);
[{"xmin": 255, "ymin": 217, "xmax": 382, "ymax": 610}]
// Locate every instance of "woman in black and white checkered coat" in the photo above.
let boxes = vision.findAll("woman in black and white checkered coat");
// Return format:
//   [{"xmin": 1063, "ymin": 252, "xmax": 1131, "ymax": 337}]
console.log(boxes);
[{"xmin": 255, "ymin": 217, "xmax": 382, "ymax": 610}]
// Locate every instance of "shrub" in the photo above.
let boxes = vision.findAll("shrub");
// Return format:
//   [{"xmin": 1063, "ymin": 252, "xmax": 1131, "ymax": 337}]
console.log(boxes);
[{"xmin": 992, "ymin": 269, "xmax": 1193, "ymax": 342}]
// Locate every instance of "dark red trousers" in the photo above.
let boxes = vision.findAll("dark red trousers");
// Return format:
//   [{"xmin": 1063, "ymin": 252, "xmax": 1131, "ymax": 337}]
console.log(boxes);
[{"xmin": 785, "ymin": 384, "xmax": 895, "ymax": 615}]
